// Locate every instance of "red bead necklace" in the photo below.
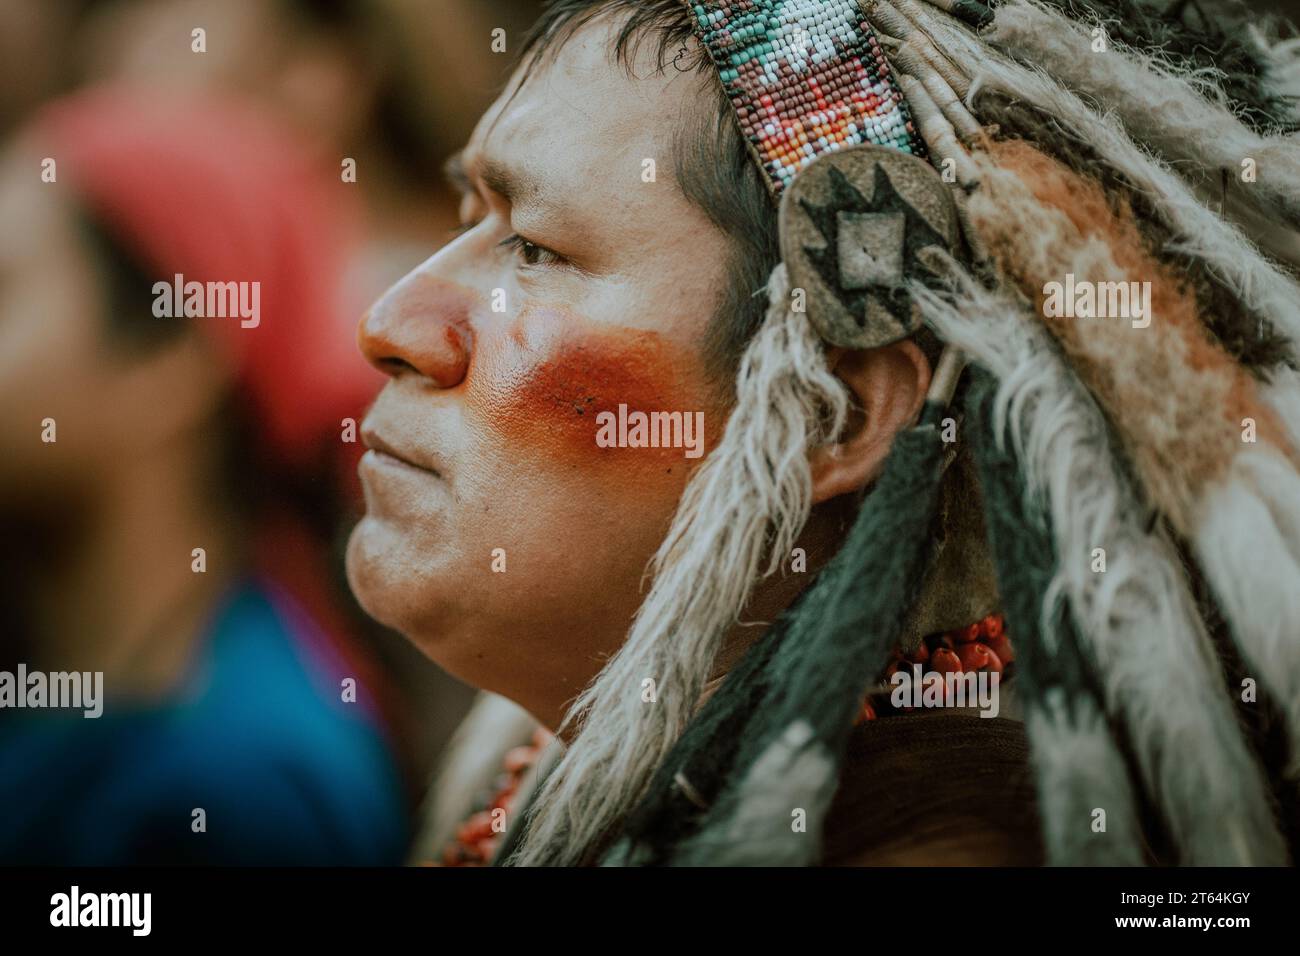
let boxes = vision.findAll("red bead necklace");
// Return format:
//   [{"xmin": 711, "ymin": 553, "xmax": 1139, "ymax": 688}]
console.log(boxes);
[
  {"xmin": 855, "ymin": 614, "xmax": 1012, "ymax": 724},
  {"xmin": 427, "ymin": 727, "xmax": 554, "ymax": 867}
]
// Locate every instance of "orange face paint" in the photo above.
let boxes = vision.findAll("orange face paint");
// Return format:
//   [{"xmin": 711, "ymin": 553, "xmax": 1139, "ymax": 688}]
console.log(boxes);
[{"xmin": 469, "ymin": 304, "xmax": 723, "ymax": 467}]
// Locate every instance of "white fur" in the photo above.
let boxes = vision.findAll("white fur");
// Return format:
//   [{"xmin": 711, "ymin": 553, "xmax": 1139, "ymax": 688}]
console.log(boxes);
[
  {"xmin": 989, "ymin": 2, "xmax": 1300, "ymax": 224},
  {"xmin": 1196, "ymin": 448, "xmax": 1300, "ymax": 782},
  {"xmin": 673, "ymin": 720, "xmax": 839, "ymax": 867},
  {"xmin": 1265, "ymin": 368, "xmax": 1300, "ymax": 456},
  {"xmin": 916, "ymin": 272, "xmax": 1287, "ymax": 863},
  {"xmin": 1252, "ymin": 27, "xmax": 1300, "ymax": 123},
  {"xmin": 1025, "ymin": 691, "xmax": 1147, "ymax": 865}
]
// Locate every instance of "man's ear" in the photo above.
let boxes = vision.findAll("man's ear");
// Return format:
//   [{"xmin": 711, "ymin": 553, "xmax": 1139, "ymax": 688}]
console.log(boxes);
[{"xmin": 809, "ymin": 338, "xmax": 932, "ymax": 505}]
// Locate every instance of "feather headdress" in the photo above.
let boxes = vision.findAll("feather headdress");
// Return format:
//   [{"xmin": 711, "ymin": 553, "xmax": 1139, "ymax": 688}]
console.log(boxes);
[{"xmin": 482, "ymin": 0, "xmax": 1300, "ymax": 866}]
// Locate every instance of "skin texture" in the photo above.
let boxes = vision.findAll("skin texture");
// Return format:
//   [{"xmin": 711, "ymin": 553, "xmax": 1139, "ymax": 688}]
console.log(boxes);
[{"xmin": 347, "ymin": 15, "xmax": 930, "ymax": 733}]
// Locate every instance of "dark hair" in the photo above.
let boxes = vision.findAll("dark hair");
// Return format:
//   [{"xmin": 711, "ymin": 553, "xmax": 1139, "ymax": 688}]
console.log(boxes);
[{"xmin": 517, "ymin": 0, "xmax": 781, "ymax": 385}]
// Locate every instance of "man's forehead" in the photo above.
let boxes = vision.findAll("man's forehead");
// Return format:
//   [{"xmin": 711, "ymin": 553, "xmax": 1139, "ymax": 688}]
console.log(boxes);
[{"xmin": 460, "ymin": 15, "xmax": 706, "ymax": 192}]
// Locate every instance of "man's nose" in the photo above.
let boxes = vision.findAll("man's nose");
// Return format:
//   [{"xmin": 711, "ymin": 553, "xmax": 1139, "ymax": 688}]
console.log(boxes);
[{"xmin": 357, "ymin": 269, "xmax": 476, "ymax": 388}]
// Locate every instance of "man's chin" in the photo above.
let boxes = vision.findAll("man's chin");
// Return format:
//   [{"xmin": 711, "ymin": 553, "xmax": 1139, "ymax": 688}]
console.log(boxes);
[{"xmin": 345, "ymin": 515, "xmax": 447, "ymax": 641}]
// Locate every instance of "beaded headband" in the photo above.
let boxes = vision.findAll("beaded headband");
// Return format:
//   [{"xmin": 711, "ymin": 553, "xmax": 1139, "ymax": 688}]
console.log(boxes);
[
  {"xmin": 681, "ymin": 0, "xmax": 964, "ymax": 350},
  {"xmin": 681, "ymin": 0, "xmax": 927, "ymax": 196}
]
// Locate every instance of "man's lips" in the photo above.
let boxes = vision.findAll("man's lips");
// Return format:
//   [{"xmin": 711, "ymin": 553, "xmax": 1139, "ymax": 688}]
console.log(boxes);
[{"xmin": 361, "ymin": 428, "xmax": 441, "ymax": 478}]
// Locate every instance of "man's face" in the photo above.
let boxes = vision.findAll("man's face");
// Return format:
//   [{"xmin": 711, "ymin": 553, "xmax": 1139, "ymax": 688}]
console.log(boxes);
[{"xmin": 346, "ymin": 19, "xmax": 734, "ymax": 725}]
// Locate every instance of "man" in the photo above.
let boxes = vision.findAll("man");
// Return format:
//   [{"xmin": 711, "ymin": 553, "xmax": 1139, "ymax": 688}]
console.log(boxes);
[{"xmin": 351, "ymin": 0, "xmax": 1300, "ymax": 866}]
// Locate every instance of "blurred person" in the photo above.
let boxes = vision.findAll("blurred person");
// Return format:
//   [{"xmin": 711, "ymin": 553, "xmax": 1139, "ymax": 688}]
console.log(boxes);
[{"xmin": 0, "ymin": 85, "xmax": 408, "ymax": 864}]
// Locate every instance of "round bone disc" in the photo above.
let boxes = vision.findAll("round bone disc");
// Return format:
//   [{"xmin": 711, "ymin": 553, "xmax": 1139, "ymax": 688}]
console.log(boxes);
[{"xmin": 779, "ymin": 145, "xmax": 960, "ymax": 349}]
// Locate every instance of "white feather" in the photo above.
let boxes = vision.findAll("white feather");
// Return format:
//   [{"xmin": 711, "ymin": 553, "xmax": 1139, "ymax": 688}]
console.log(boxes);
[
  {"xmin": 1196, "ymin": 448, "xmax": 1300, "ymax": 781},
  {"xmin": 916, "ymin": 273, "xmax": 1287, "ymax": 862},
  {"xmin": 675, "ymin": 720, "xmax": 838, "ymax": 867},
  {"xmin": 1025, "ymin": 691, "xmax": 1147, "ymax": 865}
]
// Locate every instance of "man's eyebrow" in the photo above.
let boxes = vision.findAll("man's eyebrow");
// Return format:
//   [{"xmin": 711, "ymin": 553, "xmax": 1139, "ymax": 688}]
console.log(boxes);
[{"xmin": 443, "ymin": 149, "xmax": 541, "ymax": 208}]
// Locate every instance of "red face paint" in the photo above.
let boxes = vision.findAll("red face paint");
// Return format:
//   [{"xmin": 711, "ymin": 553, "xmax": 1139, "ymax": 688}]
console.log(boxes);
[{"xmin": 469, "ymin": 304, "xmax": 723, "ymax": 467}]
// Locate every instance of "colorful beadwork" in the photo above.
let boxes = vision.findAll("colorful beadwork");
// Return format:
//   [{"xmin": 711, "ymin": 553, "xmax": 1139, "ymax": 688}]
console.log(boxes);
[{"xmin": 683, "ymin": 0, "xmax": 926, "ymax": 195}]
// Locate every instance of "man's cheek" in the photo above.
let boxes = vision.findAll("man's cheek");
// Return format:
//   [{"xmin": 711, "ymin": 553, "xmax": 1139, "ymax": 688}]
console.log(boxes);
[{"xmin": 466, "ymin": 307, "xmax": 723, "ymax": 474}]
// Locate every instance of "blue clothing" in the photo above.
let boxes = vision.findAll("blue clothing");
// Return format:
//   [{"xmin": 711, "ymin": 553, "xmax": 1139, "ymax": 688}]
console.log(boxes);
[{"xmin": 0, "ymin": 579, "xmax": 408, "ymax": 865}]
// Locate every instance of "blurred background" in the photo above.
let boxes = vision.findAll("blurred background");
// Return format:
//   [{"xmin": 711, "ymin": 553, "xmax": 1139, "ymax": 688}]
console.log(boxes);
[{"xmin": 0, "ymin": 0, "xmax": 546, "ymax": 865}]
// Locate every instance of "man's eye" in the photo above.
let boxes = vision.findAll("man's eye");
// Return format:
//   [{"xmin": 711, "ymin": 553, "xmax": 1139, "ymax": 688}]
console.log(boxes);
[{"xmin": 498, "ymin": 234, "xmax": 564, "ymax": 268}]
